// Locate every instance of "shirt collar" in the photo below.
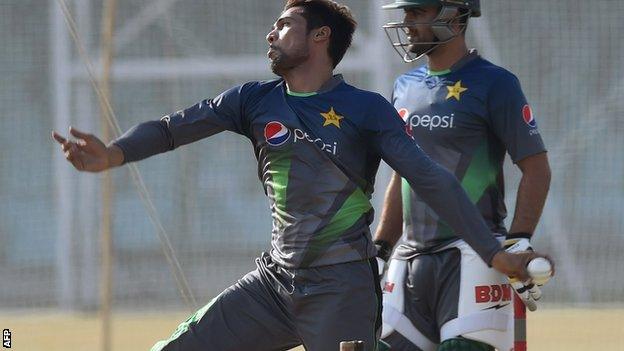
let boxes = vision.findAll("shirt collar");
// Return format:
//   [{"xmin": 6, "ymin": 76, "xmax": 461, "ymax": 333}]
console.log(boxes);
[
  {"xmin": 286, "ymin": 74, "xmax": 344, "ymax": 97},
  {"xmin": 426, "ymin": 49, "xmax": 479, "ymax": 76}
]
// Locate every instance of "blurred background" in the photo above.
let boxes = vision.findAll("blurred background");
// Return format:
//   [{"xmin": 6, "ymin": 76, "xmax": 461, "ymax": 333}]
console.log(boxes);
[{"xmin": 0, "ymin": 0, "xmax": 623, "ymax": 350}]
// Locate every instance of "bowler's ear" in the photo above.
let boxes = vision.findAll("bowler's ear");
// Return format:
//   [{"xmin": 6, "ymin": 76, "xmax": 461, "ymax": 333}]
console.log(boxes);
[{"xmin": 312, "ymin": 25, "xmax": 331, "ymax": 42}]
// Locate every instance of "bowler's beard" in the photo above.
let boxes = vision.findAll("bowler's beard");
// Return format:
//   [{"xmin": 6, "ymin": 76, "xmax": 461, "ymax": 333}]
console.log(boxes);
[{"xmin": 270, "ymin": 45, "xmax": 310, "ymax": 76}]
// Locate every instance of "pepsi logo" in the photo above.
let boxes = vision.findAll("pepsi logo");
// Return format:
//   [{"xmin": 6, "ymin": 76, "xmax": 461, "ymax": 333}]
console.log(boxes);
[
  {"xmin": 397, "ymin": 108, "xmax": 413, "ymax": 137},
  {"xmin": 264, "ymin": 121, "xmax": 291, "ymax": 146},
  {"xmin": 397, "ymin": 108, "xmax": 409, "ymax": 122},
  {"xmin": 522, "ymin": 105, "xmax": 537, "ymax": 128}
]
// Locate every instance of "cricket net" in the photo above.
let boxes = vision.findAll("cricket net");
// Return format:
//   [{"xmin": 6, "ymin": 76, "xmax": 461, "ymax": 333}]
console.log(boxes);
[{"xmin": 0, "ymin": 0, "xmax": 622, "ymax": 350}]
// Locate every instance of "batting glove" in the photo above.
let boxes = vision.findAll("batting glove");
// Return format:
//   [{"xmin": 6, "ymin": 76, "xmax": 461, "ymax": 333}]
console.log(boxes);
[
  {"xmin": 504, "ymin": 233, "xmax": 542, "ymax": 311},
  {"xmin": 374, "ymin": 239, "xmax": 392, "ymax": 278}
]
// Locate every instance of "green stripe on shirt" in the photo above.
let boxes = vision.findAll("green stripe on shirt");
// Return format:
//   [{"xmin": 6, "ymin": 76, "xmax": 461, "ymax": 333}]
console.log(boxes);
[
  {"xmin": 266, "ymin": 149, "xmax": 292, "ymax": 227},
  {"xmin": 301, "ymin": 187, "xmax": 372, "ymax": 266},
  {"xmin": 460, "ymin": 141, "xmax": 499, "ymax": 203}
]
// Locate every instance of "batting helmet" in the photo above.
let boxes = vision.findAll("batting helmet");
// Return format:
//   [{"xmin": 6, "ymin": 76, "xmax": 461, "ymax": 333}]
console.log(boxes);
[
  {"xmin": 382, "ymin": 0, "xmax": 480, "ymax": 17},
  {"xmin": 382, "ymin": 0, "xmax": 481, "ymax": 62}
]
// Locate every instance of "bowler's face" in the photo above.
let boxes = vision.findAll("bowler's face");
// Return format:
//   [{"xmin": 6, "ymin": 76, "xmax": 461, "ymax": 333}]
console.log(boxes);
[{"xmin": 266, "ymin": 7, "xmax": 311, "ymax": 75}]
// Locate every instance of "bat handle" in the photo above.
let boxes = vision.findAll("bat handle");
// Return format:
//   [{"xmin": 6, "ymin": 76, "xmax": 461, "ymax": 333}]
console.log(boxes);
[
  {"xmin": 514, "ymin": 293, "xmax": 527, "ymax": 351},
  {"xmin": 340, "ymin": 340, "xmax": 364, "ymax": 351}
]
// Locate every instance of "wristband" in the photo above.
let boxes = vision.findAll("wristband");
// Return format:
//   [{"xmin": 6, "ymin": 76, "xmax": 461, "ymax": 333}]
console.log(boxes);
[
  {"xmin": 507, "ymin": 232, "xmax": 532, "ymax": 240},
  {"xmin": 374, "ymin": 239, "xmax": 393, "ymax": 262}
]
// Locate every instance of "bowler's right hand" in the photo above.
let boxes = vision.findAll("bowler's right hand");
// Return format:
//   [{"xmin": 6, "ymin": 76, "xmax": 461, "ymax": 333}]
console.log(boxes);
[{"xmin": 52, "ymin": 127, "xmax": 123, "ymax": 172}]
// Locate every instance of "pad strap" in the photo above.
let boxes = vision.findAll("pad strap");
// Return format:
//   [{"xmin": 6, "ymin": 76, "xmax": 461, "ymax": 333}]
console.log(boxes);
[
  {"xmin": 440, "ymin": 310, "xmax": 509, "ymax": 341},
  {"xmin": 438, "ymin": 338, "xmax": 494, "ymax": 351},
  {"xmin": 382, "ymin": 305, "xmax": 438, "ymax": 351}
]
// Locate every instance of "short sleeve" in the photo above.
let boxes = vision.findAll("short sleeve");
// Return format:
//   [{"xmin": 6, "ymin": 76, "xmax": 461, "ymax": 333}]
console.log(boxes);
[{"xmin": 486, "ymin": 74, "xmax": 546, "ymax": 162}]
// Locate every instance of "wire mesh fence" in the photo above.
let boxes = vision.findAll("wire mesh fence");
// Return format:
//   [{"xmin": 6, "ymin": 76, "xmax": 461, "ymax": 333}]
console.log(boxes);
[{"xmin": 0, "ymin": 0, "xmax": 623, "ymax": 350}]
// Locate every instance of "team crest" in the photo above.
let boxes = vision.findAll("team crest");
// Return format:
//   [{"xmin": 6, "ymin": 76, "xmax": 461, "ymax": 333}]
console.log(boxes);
[
  {"xmin": 446, "ymin": 80, "xmax": 468, "ymax": 101},
  {"xmin": 320, "ymin": 107, "xmax": 344, "ymax": 128},
  {"xmin": 264, "ymin": 121, "xmax": 291, "ymax": 146}
]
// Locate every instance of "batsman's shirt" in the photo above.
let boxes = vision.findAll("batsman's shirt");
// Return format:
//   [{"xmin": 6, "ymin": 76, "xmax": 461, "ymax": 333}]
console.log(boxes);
[
  {"xmin": 391, "ymin": 53, "xmax": 546, "ymax": 259},
  {"xmin": 114, "ymin": 75, "xmax": 502, "ymax": 268}
]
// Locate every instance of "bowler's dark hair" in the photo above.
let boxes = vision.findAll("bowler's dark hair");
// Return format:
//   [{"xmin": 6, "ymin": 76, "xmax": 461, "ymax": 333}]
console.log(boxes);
[{"xmin": 284, "ymin": 0, "xmax": 357, "ymax": 68}]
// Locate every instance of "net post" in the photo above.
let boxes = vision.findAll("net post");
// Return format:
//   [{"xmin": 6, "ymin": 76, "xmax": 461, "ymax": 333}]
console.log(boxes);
[{"xmin": 99, "ymin": 0, "xmax": 117, "ymax": 350}]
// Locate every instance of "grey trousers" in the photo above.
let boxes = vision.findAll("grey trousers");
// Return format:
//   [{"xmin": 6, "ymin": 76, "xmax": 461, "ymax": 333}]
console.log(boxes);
[{"xmin": 152, "ymin": 252, "xmax": 382, "ymax": 351}]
